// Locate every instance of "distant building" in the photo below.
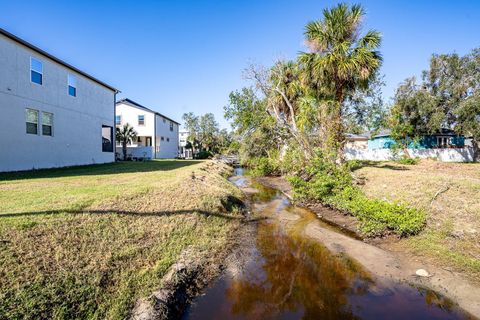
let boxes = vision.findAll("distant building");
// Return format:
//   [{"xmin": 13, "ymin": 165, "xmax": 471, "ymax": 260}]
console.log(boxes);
[
  {"xmin": 115, "ymin": 98, "xmax": 179, "ymax": 159},
  {"xmin": 367, "ymin": 129, "xmax": 466, "ymax": 150},
  {"xmin": 178, "ymin": 130, "xmax": 193, "ymax": 159},
  {"xmin": 0, "ymin": 28, "xmax": 118, "ymax": 172},
  {"xmin": 345, "ymin": 129, "xmax": 473, "ymax": 162},
  {"xmin": 345, "ymin": 133, "xmax": 369, "ymax": 150}
]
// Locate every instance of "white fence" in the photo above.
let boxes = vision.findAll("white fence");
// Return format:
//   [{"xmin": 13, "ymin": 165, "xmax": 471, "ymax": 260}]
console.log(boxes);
[
  {"xmin": 115, "ymin": 146, "xmax": 153, "ymax": 160},
  {"xmin": 344, "ymin": 148, "xmax": 474, "ymax": 162}
]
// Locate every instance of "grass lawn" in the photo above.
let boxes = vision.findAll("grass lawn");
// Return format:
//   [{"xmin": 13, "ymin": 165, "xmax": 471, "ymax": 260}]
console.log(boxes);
[
  {"xmin": 0, "ymin": 160, "xmax": 243, "ymax": 319},
  {"xmin": 355, "ymin": 159, "xmax": 480, "ymax": 280}
]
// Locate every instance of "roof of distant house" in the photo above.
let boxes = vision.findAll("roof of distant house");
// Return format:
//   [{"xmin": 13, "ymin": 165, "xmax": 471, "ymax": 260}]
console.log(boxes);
[
  {"xmin": 0, "ymin": 27, "xmax": 118, "ymax": 92},
  {"xmin": 371, "ymin": 129, "xmax": 392, "ymax": 138},
  {"xmin": 116, "ymin": 98, "xmax": 180, "ymax": 125},
  {"xmin": 369, "ymin": 128, "xmax": 462, "ymax": 139},
  {"xmin": 346, "ymin": 132, "xmax": 370, "ymax": 141}
]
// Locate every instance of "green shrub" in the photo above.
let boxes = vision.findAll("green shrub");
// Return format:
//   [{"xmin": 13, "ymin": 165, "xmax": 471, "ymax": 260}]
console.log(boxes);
[
  {"xmin": 278, "ymin": 145, "xmax": 305, "ymax": 175},
  {"xmin": 248, "ymin": 157, "xmax": 279, "ymax": 176},
  {"xmin": 396, "ymin": 157, "xmax": 419, "ymax": 165},
  {"xmin": 196, "ymin": 151, "xmax": 213, "ymax": 159},
  {"xmin": 289, "ymin": 153, "xmax": 426, "ymax": 237}
]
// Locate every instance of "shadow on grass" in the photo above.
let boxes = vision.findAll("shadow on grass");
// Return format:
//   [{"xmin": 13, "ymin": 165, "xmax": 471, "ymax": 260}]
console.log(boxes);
[
  {"xmin": 0, "ymin": 208, "xmax": 245, "ymax": 221},
  {"xmin": 0, "ymin": 160, "xmax": 201, "ymax": 181},
  {"xmin": 350, "ymin": 160, "xmax": 409, "ymax": 172}
]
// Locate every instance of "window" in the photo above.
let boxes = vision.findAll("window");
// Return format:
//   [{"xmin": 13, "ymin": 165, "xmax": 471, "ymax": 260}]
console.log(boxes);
[
  {"xmin": 138, "ymin": 115, "xmax": 145, "ymax": 126},
  {"xmin": 170, "ymin": 121, "xmax": 174, "ymax": 131},
  {"xmin": 42, "ymin": 112, "xmax": 53, "ymax": 136},
  {"xmin": 26, "ymin": 108, "xmax": 39, "ymax": 134},
  {"xmin": 68, "ymin": 74, "xmax": 77, "ymax": 97},
  {"xmin": 30, "ymin": 57, "xmax": 43, "ymax": 85},
  {"xmin": 115, "ymin": 115, "xmax": 122, "ymax": 126},
  {"xmin": 161, "ymin": 136, "xmax": 164, "ymax": 141},
  {"xmin": 102, "ymin": 125, "xmax": 113, "ymax": 152},
  {"xmin": 167, "ymin": 137, "xmax": 170, "ymax": 142},
  {"xmin": 436, "ymin": 136, "xmax": 451, "ymax": 148}
]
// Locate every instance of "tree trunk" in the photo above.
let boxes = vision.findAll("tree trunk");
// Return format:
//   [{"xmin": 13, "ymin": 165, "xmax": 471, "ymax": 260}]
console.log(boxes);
[
  {"xmin": 333, "ymin": 90, "xmax": 345, "ymax": 164},
  {"xmin": 123, "ymin": 141, "xmax": 127, "ymax": 160},
  {"xmin": 472, "ymin": 139, "xmax": 479, "ymax": 162}
]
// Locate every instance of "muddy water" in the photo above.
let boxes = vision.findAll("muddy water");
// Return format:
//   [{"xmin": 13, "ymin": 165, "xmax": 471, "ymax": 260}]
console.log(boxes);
[{"xmin": 182, "ymin": 168, "xmax": 472, "ymax": 320}]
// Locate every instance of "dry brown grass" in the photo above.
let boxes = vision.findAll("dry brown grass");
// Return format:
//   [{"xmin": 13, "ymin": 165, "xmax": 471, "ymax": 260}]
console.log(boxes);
[
  {"xmin": 356, "ymin": 159, "xmax": 480, "ymax": 280},
  {"xmin": 0, "ymin": 160, "xmax": 243, "ymax": 319}
]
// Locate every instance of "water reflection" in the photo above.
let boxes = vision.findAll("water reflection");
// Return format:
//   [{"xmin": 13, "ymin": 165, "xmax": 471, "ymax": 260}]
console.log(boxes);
[
  {"xmin": 224, "ymin": 219, "xmax": 373, "ymax": 319},
  {"xmin": 183, "ymin": 171, "xmax": 472, "ymax": 320}
]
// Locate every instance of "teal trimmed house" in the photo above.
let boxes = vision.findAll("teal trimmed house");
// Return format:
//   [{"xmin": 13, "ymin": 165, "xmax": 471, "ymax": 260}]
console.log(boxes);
[{"xmin": 367, "ymin": 129, "xmax": 466, "ymax": 150}]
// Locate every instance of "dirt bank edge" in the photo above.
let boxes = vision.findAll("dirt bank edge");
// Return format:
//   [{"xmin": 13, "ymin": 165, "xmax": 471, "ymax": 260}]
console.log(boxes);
[
  {"xmin": 129, "ymin": 162, "xmax": 248, "ymax": 320},
  {"xmin": 258, "ymin": 175, "xmax": 480, "ymax": 319}
]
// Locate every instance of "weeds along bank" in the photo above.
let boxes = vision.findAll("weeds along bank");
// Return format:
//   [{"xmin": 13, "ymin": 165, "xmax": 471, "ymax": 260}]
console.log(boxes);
[
  {"xmin": 0, "ymin": 160, "xmax": 244, "ymax": 319},
  {"xmin": 242, "ymin": 153, "xmax": 426, "ymax": 237}
]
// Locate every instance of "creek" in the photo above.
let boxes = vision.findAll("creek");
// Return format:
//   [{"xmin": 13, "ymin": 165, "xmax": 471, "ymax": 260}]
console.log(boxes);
[{"xmin": 182, "ymin": 167, "xmax": 471, "ymax": 320}]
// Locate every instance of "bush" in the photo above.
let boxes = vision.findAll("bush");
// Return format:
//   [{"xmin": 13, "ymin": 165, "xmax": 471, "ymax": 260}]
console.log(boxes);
[
  {"xmin": 196, "ymin": 151, "xmax": 213, "ymax": 159},
  {"xmin": 248, "ymin": 157, "xmax": 279, "ymax": 176},
  {"xmin": 289, "ymin": 153, "xmax": 426, "ymax": 237},
  {"xmin": 278, "ymin": 145, "xmax": 305, "ymax": 175},
  {"xmin": 396, "ymin": 156, "xmax": 419, "ymax": 165}
]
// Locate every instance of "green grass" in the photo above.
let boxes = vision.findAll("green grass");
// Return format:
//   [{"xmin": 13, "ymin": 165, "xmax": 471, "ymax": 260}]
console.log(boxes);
[
  {"xmin": 0, "ymin": 160, "xmax": 243, "ymax": 319},
  {"xmin": 405, "ymin": 228, "xmax": 480, "ymax": 277},
  {"xmin": 356, "ymin": 160, "xmax": 480, "ymax": 279}
]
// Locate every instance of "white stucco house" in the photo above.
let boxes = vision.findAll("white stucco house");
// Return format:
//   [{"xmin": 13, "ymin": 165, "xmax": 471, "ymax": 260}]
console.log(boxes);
[
  {"xmin": 0, "ymin": 28, "xmax": 118, "ymax": 173},
  {"xmin": 115, "ymin": 98, "xmax": 180, "ymax": 159},
  {"xmin": 178, "ymin": 130, "xmax": 193, "ymax": 159}
]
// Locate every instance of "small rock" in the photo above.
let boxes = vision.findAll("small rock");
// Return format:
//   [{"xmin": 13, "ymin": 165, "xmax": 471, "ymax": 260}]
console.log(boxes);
[
  {"xmin": 450, "ymin": 230, "xmax": 464, "ymax": 238},
  {"xmin": 416, "ymin": 269, "xmax": 430, "ymax": 277}
]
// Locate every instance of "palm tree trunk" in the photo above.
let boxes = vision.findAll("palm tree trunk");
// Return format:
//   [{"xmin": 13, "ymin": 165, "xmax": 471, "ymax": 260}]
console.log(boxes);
[
  {"xmin": 472, "ymin": 139, "xmax": 479, "ymax": 162},
  {"xmin": 123, "ymin": 141, "xmax": 127, "ymax": 160}
]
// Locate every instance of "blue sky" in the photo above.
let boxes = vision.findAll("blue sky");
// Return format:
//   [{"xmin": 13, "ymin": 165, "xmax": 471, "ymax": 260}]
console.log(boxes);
[{"xmin": 1, "ymin": 0, "xmax": 479, "ymax": 129}]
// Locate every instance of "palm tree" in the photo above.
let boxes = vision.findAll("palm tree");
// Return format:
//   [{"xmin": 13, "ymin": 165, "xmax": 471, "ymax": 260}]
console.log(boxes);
[
  {"xmin": 116, "ymin": 123, "xmax": 137, "ymax": 160},
  {"xmin": 299, "ymin": 3, "xmax": 382, "ymax": 159}
]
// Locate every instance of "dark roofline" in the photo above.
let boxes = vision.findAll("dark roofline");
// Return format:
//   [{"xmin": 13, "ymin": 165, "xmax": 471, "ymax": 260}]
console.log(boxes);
[
  {"xmin": 0, "ymin": 27, "xmax": 118, "ymax": 93},
  {"xmin": 116, "ymin": 98, "xmax": 180, "ymax": 125}
]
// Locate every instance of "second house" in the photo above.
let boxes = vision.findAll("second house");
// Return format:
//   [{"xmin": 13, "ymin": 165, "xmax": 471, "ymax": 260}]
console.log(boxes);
[{"xmin": 115, "ymin": 98, "xmax": 179, "ymax": 159}]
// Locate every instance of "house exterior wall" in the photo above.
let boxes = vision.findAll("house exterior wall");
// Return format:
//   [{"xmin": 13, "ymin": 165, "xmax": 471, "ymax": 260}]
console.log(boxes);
[
  {"xmin": 368, "ymin": 135, "xmax": 465, "ymax": 150},
  {"xmin": 345, "ymin": 140, "xmax": 368, "ymax": 150},
  {"xmin": 0, "ymin": 33, "xmax": 115, "ymax": 172},
  {"xmin": 154, "ymin": 114, "xmax": 179, "ymax": 158},
  {"xmin": 178, "ymin": 130, "xmax": 190, "ymax": 158},
  {"xmin": 115, "ymin": 102, "xmax": 179, "ymax": 159},
  {"xmin": 345, "ymin": 148, "xmax": 474, "ymax": 162},
  {"xmin": 115, "ymin": 102, "xmax": 155, "ymax": 141}
]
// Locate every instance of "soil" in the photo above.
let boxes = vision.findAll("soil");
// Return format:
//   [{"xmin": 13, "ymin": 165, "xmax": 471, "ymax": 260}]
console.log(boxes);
[
  {"xmin": 130, "ymin": 219, "xmax": 255, "ymax": 320},
  {"xmin": 256, "ymin": 176, "xmax": 362, "ymax": 239},
  {"xmin": 257, "ymin": 175, "xmax": 480, "ymax": 319}
]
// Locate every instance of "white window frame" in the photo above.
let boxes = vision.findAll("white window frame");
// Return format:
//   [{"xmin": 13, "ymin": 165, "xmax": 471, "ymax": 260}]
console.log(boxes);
[
  {"xmin": 41, "ymin": 111, "xmax": 54, "ymax": 137},
  {"xmin": 115, "ymin": 115, "xmax": 122, "ymax": 126},
  {"xmin": 138, "ymin": 115, "xmax": 145, "ymax": 126},
  {"xmin": 26, "ymin": 108, "xmax": 39, "ymax": 135},
  {"xmin": 68, "ymin": 74, "xmax": 77, "ymax": 97},
  {"xmin": 30, "ymin": 57, "xmax": 43, "ymax": 85}
]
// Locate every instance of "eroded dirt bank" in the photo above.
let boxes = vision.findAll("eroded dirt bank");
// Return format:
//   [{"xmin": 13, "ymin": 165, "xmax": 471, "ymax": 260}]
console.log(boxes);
[{"xmin": 257, "ymin": 175, "xmax": 480, "ymax": 319}]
